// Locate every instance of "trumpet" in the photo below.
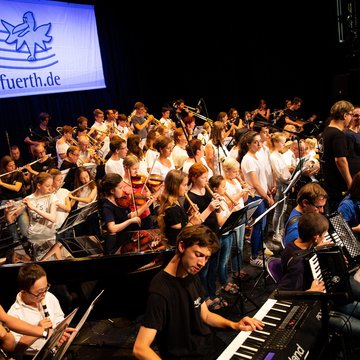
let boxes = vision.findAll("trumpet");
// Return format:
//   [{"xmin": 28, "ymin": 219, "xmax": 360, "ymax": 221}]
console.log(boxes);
[{"xmin": 145, "ymin": 114, "xmax": 161, "ymax": 125}]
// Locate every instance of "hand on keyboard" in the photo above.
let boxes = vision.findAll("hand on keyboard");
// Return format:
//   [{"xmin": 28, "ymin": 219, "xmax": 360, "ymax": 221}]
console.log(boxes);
[{"xmin": 233, "ymin": 316, "xmax": 264, "ymax": 332}]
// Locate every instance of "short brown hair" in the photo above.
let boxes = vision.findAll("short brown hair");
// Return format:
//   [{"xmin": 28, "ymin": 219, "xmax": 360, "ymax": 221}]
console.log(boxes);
[
  {"xmin": 177, "ymin": 224, "xmax": 219, "ymax": 255},
  {"xmin": 298, "ymin": 212, "xmax": 329, "ymax": 242}
]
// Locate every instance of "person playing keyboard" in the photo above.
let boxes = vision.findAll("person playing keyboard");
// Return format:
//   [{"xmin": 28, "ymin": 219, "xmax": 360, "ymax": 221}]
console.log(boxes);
[{"xmin": 133, "ymin": 224, "xmax": 264, "ymax": 360}]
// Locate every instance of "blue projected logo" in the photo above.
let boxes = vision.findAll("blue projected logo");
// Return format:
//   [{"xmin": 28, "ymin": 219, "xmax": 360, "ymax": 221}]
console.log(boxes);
[{"xmin": 0, "ymin": 11, "xmax": 58, "ymax": 69}]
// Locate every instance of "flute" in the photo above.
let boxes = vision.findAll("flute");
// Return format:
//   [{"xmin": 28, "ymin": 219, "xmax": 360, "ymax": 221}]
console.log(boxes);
[
  {"xmin": 0, "ymin": 192, "xmax": 54, "ymax": 211},
  {"xmin": 70, "ymin": 180, "xmax": 94, "ymax": 194},
  {"xmin": 224, "ymin": 192, "xmax": 238, "ymax": 207},
  {"xmin": 236, "ymin": 176, "xmax": 255, "ymax": 198},
  {"xmin": 184, "ymin": 193, "xmax": 203, "ymax": 222},
  {"xmin": 0, "ymin": 155, "xmax": 51, "ymax": 178},
  {"xmin": 205, "ymin": 184, "xmax": 225, "ymax": 211}
]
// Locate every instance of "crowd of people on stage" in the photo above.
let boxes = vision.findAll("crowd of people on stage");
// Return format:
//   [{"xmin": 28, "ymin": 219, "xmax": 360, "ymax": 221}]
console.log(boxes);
[{"xmin": 1, "ymin": 97, "xmax": 360, "ymax": 358}]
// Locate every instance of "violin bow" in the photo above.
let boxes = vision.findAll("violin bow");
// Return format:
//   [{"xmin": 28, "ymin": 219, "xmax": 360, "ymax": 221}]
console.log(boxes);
[
  {"xmin": 128, "ymin": 168, "xmax": 141, "ymax": 251},
  {"xmin": 141, "ymin": 153, "xmax": 159, "ymax": 193}
]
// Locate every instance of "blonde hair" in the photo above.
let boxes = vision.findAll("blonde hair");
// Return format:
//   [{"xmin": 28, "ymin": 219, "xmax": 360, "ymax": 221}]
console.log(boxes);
[
  {"xmin": 268, "ymin": 132, "xmax": 286, "ymax": 151},
  {"xmin": 305, "ymin": 137, "xmax": 317, "ymax": 151},
  {"xmin": 222, "ymin": 157, "xmax": 240, "ymax": 172}
]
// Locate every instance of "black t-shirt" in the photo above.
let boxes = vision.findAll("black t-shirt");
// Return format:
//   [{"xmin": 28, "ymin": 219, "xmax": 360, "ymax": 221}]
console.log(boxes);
[
  {"xmin": 31, "ymin": 157, "xmax": 57, "ymax": 173},
  {"xmin": 320, "ymin": 126, "xmax": 348, "ymax": 192},
  {"xmin": 164, "ymin": 204, "xmax": 188, "ymax": 246},
  {"xmin": 142, "ymin": 271, "xmax": 220, "ymax": 359},
  {"xmin": 183, "ymin": 190, "xmax": 219, "ymax": 234},
  {"xmin": 100, "ymin": 198, "xmax": 133, "ymax": 254},
  {"xmin": 0, "ymin": 171, "xmax": 26, "ymax": 200}
]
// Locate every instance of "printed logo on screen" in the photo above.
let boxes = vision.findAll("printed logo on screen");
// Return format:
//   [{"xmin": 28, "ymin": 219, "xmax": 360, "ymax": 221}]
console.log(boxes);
[{"xmin": 1, "ymin": 11, "xmax": 58, "ymax": 69}]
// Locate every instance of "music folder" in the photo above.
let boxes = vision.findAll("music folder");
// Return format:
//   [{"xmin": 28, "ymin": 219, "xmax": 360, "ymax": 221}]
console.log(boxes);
[
  {"xmin": 33, "ymin": 289, "xmax": 104, "ymax": 360},
  {"xmin": 32, "ymin": 308, "xmax": 79, "ymax": 360},
  {"xmin": 53, "ymin": 289, "xmax": 105, "ymax": 360}
]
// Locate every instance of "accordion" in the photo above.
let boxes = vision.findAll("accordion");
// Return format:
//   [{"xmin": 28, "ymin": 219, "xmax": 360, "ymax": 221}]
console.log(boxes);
[
  {"xmin": 307, "ymin": 244, "xmax": 353, "ymax": 304},
  {"xmin": 326, "ymin": 212, "xmax": 360, "ymax": 266}
]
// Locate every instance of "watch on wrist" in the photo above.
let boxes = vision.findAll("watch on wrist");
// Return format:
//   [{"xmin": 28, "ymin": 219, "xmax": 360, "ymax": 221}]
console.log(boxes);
[{"xmin": 42, "ymin": 329, "xmax": 49, "ymax": 339}]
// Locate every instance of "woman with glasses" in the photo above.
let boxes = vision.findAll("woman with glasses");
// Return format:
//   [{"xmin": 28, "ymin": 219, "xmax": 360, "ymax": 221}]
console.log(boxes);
[{"xmin": 7, "ymin": 264, "xmax": 74, "ymax": 356}]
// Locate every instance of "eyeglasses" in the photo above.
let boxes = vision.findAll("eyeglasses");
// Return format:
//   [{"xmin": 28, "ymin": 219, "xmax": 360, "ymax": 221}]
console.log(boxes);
[
  {"xmin": 311, "ymin": 203, "xmax": 325, "ymax": 210},
  {"xmin": 27, "ymin": 284, "xmax": 51, "ymax": 298}
]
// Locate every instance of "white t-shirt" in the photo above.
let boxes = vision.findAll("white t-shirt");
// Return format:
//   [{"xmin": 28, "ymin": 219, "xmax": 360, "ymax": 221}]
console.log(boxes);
[
  {"xmin": 54, "ymin": 187, "xmax": 70, "ymax": 229},
  {"xmin": 26, "ymin": 193, "xmax": 58, "ymax": 241},
  {"xmin": 8, "ymin": 292, "xmax": 64, "ymax": 352},
  {"xmin": 241, "ymin": 153, "xmax": 268, "ymax": 197},
  {"xmin": 105, "ymin": 158, "xmax": 124, "ymax": 178}
]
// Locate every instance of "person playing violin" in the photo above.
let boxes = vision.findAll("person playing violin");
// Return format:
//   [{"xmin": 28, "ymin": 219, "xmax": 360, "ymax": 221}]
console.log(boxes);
[
  {"xmin": 99, "ymin": 173, "xmax": 159, "ymax": 255},
  {"xmin": 121, "ymin": 155, "xmax": 156, "ymax": 230}
]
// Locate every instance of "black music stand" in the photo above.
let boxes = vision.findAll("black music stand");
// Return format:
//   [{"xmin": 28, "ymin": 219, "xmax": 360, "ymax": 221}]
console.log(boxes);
[
  {"xmin": 219, "ymin": 200, "xmax": 262, "ymax": 315},
  {"xmin": 56, "ymin": 201, "xmax": 102, "ymax": 257},
  {"xmin": 249, "ymin": 169, "xmax": 304, "ymax": 295}
]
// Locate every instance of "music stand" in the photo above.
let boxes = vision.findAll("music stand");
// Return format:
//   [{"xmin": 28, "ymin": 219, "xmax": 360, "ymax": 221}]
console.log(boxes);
[
  {"xmin": 219, "ymin": 200, "xmax": 262, "ymax": 315},
  {"xmin": 249, "ymin": 171, "xmax": 304, "ymax": 295},
  {"xmin": 57, "ymin": 201, "xmax": 99, "ymax": 237},
  {"xmin": 55, "ymin": 201, "xmax": 102, "ymax": 257},
  {"xmin": 33, "ymin": 308, "xmax": 79, "ymax": 360}
]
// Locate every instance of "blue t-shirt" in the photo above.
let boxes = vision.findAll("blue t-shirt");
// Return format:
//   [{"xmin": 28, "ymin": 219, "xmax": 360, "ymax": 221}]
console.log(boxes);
[
  {"xmin": 283, "ymin": 208, "xmax": 302, "ymax": 246},
  {"xmin": 338, "ymin": 195, "xmax": 360, "ymax": 228}
]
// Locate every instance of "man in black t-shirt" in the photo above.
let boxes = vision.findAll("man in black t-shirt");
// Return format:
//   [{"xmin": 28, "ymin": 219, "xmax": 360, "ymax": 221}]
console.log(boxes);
[
  {"xmin": 133, "ymin": 225, "xmax": 264, "ymax": 360},
  {"xmin": 320, "ymin": 100, "xmax": 353, "ymax": 213}
]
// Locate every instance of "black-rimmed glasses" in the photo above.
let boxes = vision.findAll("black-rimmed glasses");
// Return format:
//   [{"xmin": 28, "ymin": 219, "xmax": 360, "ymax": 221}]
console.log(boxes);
[{"xmin": 27, "ymin": 284, "xmax": 51, "ymax": 298}]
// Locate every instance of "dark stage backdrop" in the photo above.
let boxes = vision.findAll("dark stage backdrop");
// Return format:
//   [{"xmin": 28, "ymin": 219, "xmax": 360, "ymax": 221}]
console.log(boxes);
[{"xmin": 0, "ymin": 1, "xmax": 358, "ymax": 161}]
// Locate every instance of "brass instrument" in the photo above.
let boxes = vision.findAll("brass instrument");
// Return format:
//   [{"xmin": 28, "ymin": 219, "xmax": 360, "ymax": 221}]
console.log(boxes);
[
  {"xmin": 182, "ymin": 105, "xmax": 214, "ymax": 126},
  {"xmin": 145, "ymin": 114, "xmax": 161, "ymax": 125},
  {"xmin": 56, "ymin": 127, "xmax": 79, "ymax": 147},
  {"xmin": 88, "ymin": 148, "xmax": 106, "ymax": 165}
]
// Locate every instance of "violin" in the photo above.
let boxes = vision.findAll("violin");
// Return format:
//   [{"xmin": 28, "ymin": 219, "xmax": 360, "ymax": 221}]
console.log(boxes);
[
  {"xmin": 120, "ymin": 229, "xmax": 166, "ymax": 253},
  {"xmin": 116, "ymin": 194, "xmax": 149, "ymax": 208},
  {"xmin": 147, "ymin": 174, "xmax": 164, "ymax": 192},
  {"xmin": 131, "ymin": 175, "xmax": 147, "ymax": 187}
]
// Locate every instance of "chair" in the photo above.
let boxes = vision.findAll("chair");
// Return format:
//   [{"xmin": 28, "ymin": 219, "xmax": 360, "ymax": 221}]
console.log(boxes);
[{"xmin": 265, "ymin": 257, "xmax": 283, "ymax": 284}]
